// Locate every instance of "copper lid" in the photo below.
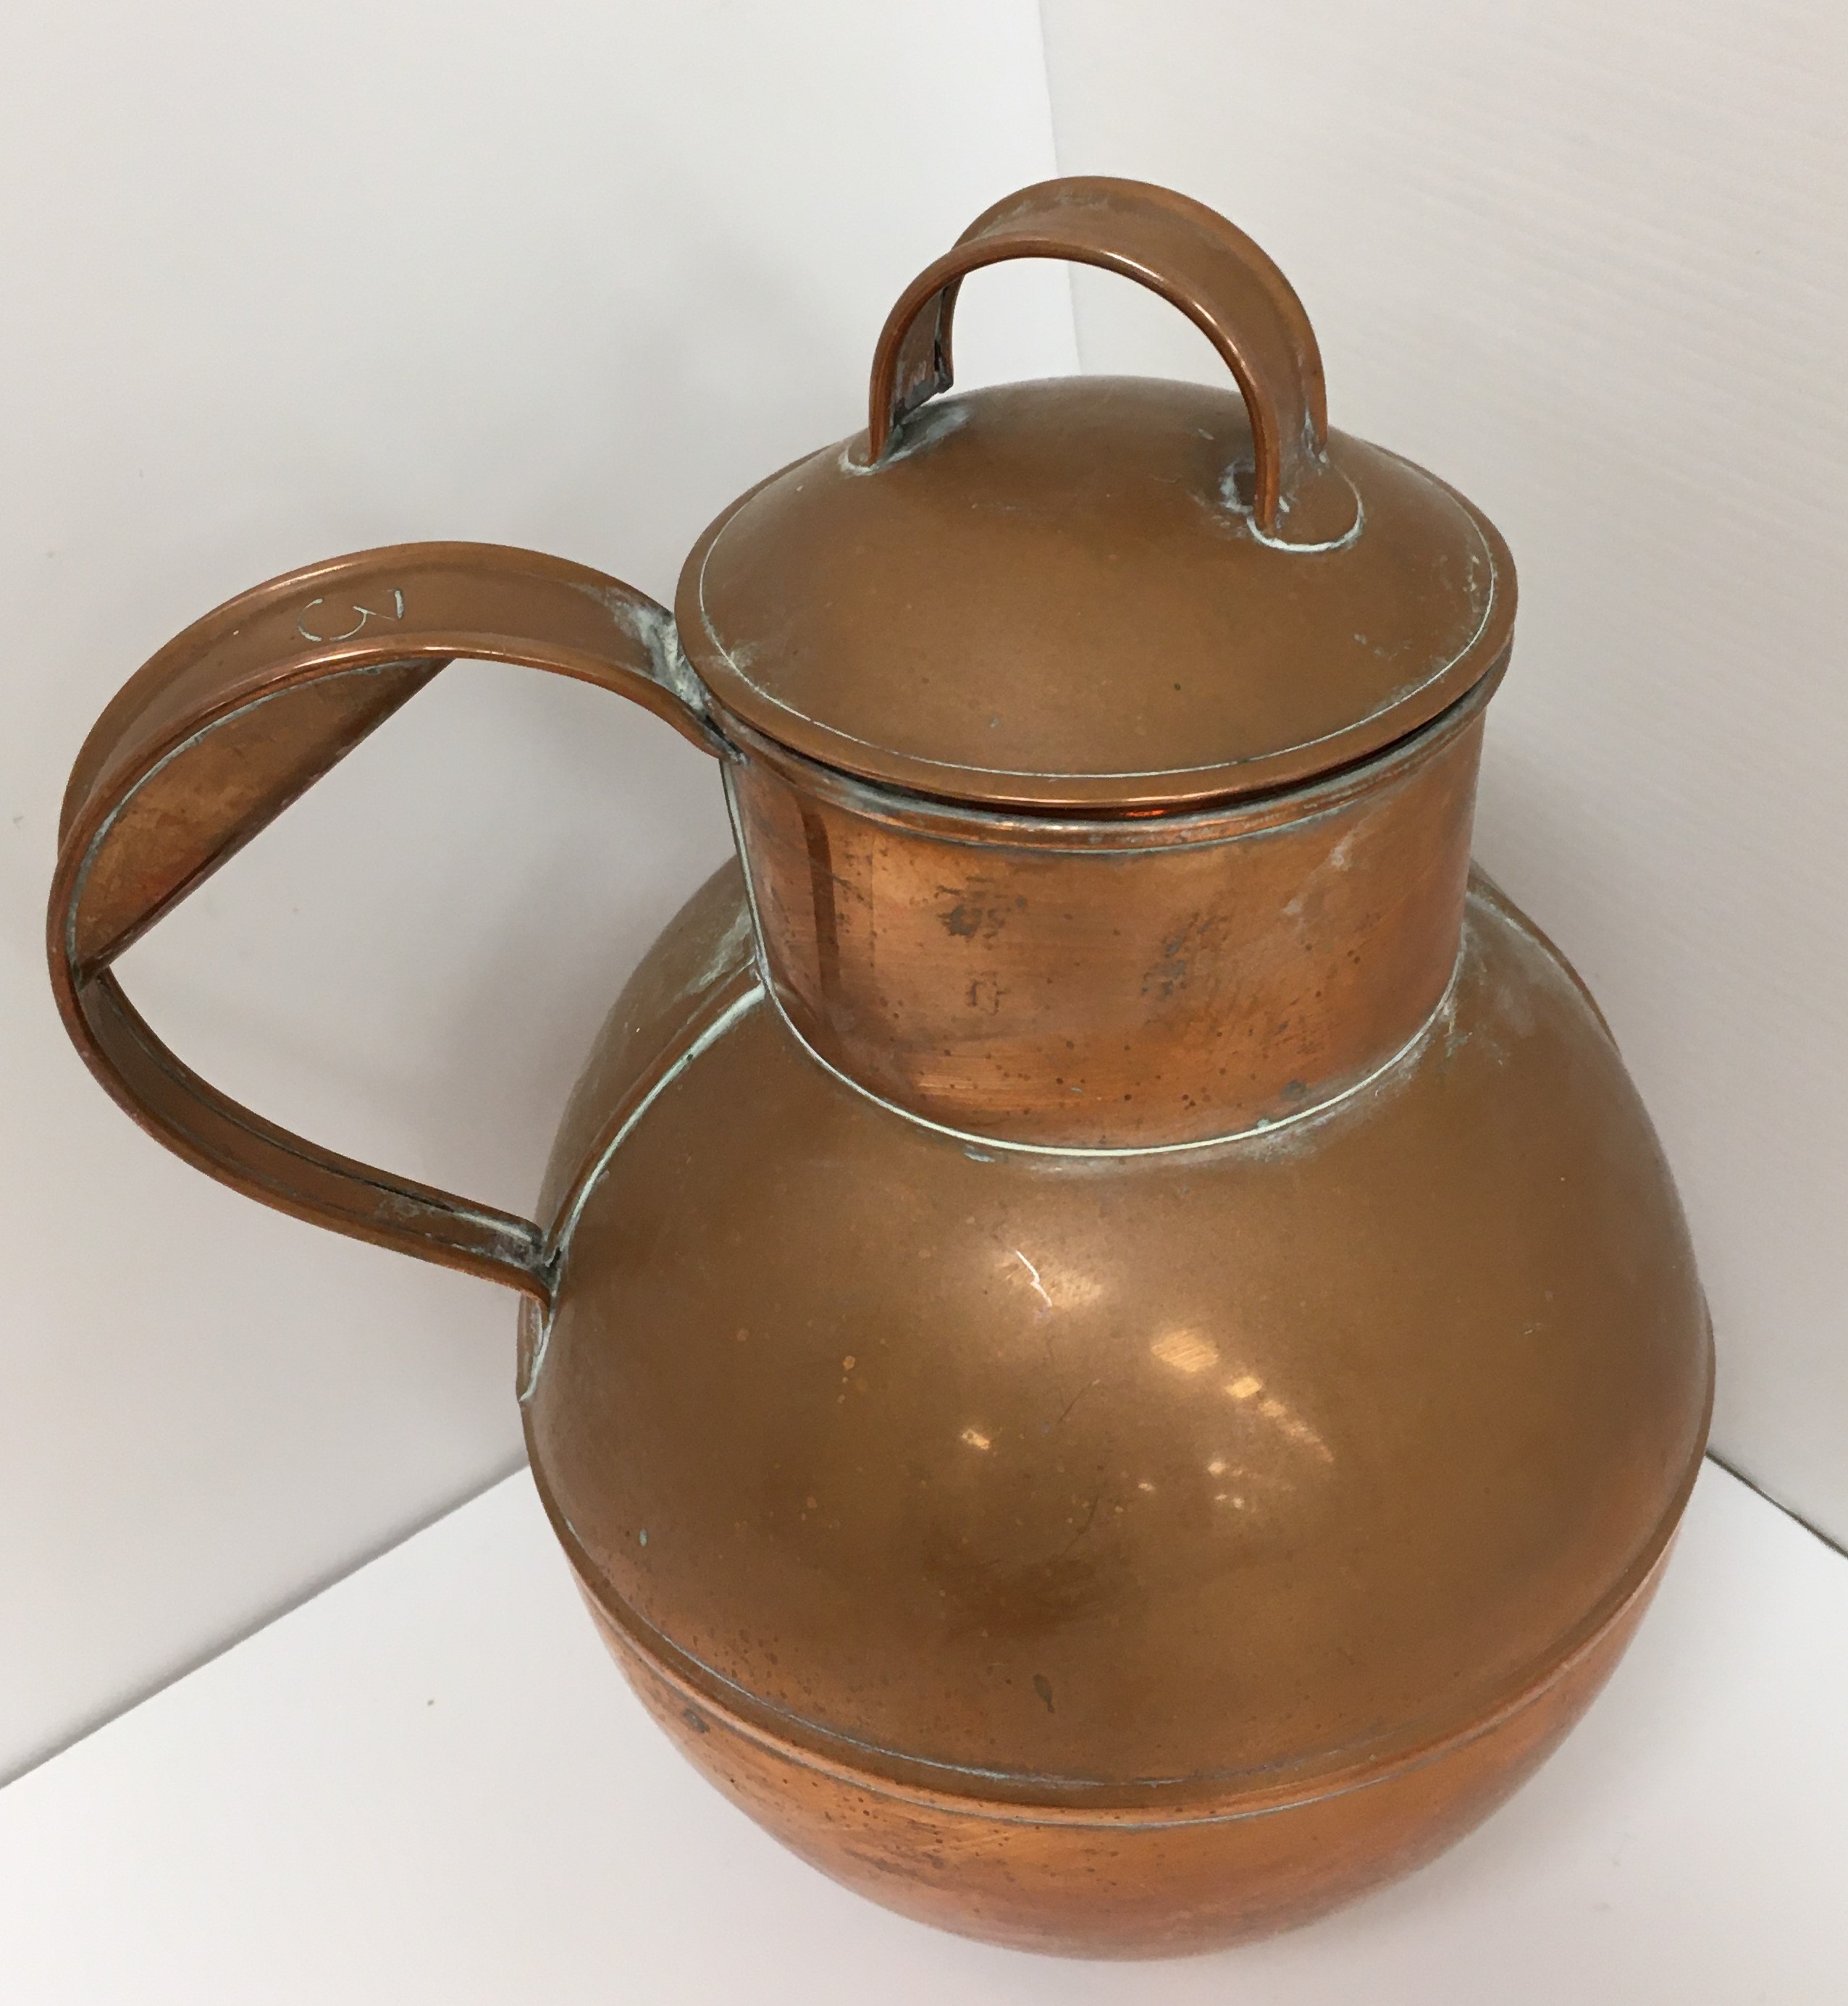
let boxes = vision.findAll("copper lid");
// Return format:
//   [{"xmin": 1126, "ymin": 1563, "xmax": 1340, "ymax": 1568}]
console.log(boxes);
[{"xmin": 677, "ymin": 178, "xmax": 1515, "ymax": 813}]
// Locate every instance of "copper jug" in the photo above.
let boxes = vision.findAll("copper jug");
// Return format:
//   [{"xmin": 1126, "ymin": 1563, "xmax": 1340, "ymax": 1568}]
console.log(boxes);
[{"xmin": 49, "ymin": 179, "xmax": 1711, "ymax": 1957}]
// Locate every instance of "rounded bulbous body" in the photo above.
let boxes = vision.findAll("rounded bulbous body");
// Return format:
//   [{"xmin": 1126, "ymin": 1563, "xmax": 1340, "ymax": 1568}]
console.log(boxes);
[
  {"xmin": 48, "ymin": 175, "xmax": 1711, "ymax": 1964},
  {"xmin": 521, "ymin": 857, "xmax": 1710, "ymax": 1957}
]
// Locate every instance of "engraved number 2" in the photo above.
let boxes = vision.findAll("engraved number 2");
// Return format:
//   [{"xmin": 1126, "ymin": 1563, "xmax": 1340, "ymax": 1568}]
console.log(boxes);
[{"xmin": 297, "ymin": 588, "xmax": 406, "ymax": 644}]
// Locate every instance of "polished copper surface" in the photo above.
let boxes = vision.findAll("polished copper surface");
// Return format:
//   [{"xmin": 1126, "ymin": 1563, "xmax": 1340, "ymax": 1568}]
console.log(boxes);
[
  {"xmin": 680, "ymin": 178, "xmax": 1513, "ymax": 813},
  {"xmin": 870, "ymin": 177, "xmax": 1340, "ymax": 528},
  {"xmin": 526, "ymin": 863, "xmax": 1708, "ymax": 1810},
  {"xmin": 46, "ymin": 175, "xmax": 1711, "ymax": 1956},
  {"xmin": 724, "ymin": 686, "xmax": 1490, "ymax": 1146},
  {"xmin": 49, "ymin": 542, "xmax": 718, "ymax": 1297},
  {"xmin": 599, "ymin": 1538, "xmax": 1671, "ymax": 1958}
]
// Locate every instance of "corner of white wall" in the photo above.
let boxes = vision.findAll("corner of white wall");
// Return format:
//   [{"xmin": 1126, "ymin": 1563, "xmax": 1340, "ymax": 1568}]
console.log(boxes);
[
  {"xmin": 0, "ymin": 0, "xmax": 1077, "ymax": 1782},
  {"xmin": 1038, "ymin": 0, "xmax": 1848, "ymax": 1545}
]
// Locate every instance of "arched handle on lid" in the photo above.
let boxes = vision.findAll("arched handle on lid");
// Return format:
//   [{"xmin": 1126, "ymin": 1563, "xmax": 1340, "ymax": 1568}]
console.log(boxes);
[
  {"xmin": 868, "ymin": 175, "xmax": 1357, "ymax": 546},
  {"xmin": 49, "ymin": 541, "xmax": 726, "ymax": 1308}
]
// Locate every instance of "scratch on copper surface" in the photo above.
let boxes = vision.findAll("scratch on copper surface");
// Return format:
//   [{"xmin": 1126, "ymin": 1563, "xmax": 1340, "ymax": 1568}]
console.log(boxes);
[{"xmin": 1013, "ymin": 1250, "xmax": 1053, "ymax": 1313}]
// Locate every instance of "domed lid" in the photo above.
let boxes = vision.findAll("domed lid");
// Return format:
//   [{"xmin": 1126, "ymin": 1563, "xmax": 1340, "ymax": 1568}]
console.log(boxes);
[{"xmin": 677, "ymin": 178, "xmax": 1515, "ymax": 813}]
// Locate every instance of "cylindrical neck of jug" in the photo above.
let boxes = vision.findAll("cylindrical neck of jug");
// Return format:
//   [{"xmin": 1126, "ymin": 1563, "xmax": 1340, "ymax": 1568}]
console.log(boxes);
[{"xmin": 721, "ymin": 688, "xmax": 1490, "ymax": 1153}]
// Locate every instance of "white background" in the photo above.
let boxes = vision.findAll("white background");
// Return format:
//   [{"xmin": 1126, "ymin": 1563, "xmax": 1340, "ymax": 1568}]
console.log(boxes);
[
  {"xmin": 0, "ymin": 0, "xmax": 1074, "ymax": 1780},
  {"xmin": 1040, "ymin": 0, "xmax": 1848, "ymax": 1552},
  {"xmin": 1, "ymin": 0, "xmax": 1841, "ymax": 1787}
]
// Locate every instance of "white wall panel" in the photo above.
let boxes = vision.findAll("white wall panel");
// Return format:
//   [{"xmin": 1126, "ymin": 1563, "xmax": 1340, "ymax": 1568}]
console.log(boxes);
[
  {"xmin": 17, "ymin": 0, "xmax": 1836, "ymax": 1793},
  {"xmin": 1041, "ymin": 1, "xmax": 1848, "ymax": 1540},
  {"xmin": 0, "ymin": 0, "xmax": 1074, "ymax": 1778}
]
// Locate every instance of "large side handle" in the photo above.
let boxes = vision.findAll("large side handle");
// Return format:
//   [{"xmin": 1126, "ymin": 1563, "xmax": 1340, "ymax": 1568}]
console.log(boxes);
[{"xmin": 49, "ymin": 541, "xmax": 723, "ymax": 1306}]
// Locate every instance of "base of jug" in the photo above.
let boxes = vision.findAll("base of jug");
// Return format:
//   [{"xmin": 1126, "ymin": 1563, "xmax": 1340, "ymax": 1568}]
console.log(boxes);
[{"xmin": 568, "ymin": 1530, "xmax": 1676, "ymax": 1960}]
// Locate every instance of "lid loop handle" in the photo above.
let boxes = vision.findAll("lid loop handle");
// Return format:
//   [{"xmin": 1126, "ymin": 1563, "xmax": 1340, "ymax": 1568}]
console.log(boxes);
[{"xmin": 868, "ymin": 177, "xmax": 1358, "ymax": 547}]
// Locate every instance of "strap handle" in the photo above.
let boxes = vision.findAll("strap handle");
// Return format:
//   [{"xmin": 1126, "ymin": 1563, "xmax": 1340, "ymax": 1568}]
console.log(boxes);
[
  {"xmin": 868, "ymin": 175, "xmax": 1356, "ymax": 545},
  {"xmin": 49, "ymin": 542, "xmax": 723, "ymax": 1306}
]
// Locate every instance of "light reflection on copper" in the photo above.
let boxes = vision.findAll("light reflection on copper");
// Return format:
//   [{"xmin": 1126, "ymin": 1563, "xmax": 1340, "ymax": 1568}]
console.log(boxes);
[
  {"xmin": 1222, "ymin": 1373, "xmax": 1334, "ymax": 1464},
  {"xmin": 1151, "ymin": 1328, "xmax": 1220, "ymax": 1375}
]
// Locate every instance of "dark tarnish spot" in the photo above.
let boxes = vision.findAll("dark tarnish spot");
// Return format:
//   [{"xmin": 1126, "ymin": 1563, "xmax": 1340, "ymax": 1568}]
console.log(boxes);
[
  {"xmin": 927, "ymin": 1536, "xmax": 1119, "ymax": 1641},
  {"xmin": 681, "ymin": 1706, "xmax": 710, "ymax": 1736},
  {"xmin": 936, "ymin": 883, "xmax": 1015, "ymax": 940},
  {"xmin": 1143, "ymin": 909, "xmax": 1235, "ymax": 1004},
  {"xmin": 1033, "ymin": 1674, "xmax": 1056, "ymax": 1714}
]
